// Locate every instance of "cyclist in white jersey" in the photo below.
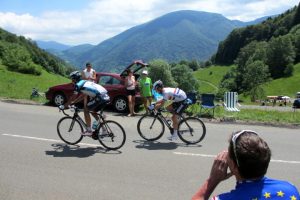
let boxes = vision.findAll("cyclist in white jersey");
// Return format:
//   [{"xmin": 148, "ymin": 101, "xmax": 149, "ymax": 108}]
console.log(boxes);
[
  {"xmin": 60, "ymin": 71, "xmax": 110, "ymax": 136},
  {"xmin": 149, "ymin": 80, "xmax": 187, "ymax": 141}
]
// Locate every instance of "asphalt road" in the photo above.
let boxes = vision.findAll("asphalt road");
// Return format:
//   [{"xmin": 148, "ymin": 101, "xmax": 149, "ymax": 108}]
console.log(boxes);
[{"xmin": 0, "ymin": 101, "xmax": 299, "ymax": 200}]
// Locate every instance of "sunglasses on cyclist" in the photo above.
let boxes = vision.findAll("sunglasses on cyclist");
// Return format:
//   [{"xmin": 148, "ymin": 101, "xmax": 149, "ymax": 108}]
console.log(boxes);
[{"xmin": 231, "ymin": 130, "xmax": 258, "ymax": 167}]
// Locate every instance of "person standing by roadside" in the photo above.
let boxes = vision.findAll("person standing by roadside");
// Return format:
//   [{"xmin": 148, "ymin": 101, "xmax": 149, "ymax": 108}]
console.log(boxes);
[
  {"xmin": 82, "ymin": 62, "xmax": 96, "ymax": 82},
  {"xmin": 125, "ymin": 69, "xmax": 136, "ymax": 116},
  {"xmin": 192, "ymin": 130, "xmax": 300, "ymax": 200},
  {"xmin": 138, "ymin": 70, "xmax": 152, "ymax": 114}
]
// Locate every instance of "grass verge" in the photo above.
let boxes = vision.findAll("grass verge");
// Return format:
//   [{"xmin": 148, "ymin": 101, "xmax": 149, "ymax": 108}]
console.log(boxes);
[
  {"xmin": 0, "ymin": 65, "xmax": 69, "ymax": 103},
  {"xmin": 187, "ymin": 104, "xmax": 300, "ymax": 127}
]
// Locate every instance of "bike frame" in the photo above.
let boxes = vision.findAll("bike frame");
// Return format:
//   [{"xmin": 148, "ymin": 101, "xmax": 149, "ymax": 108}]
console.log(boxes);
[
  {"xmin": 61, "ymin": 107, "xmax": 109, "ymax": 133},
  {"xmin": 152, "ymin": 109, "xmax": 193, "ymax": 134}
]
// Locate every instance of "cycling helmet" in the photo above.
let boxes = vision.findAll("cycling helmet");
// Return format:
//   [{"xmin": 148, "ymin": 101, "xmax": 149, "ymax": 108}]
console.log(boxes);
[
  {"xmin": 69, "ymin": 71, "xmax": 81, "ymax": 82},
  {"xmin": 153, "ymin": 80, "xmax": 163, "ymax": 90}
]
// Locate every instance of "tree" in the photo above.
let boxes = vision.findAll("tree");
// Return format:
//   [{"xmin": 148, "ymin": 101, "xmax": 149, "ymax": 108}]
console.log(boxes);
[
  {"xmin": 171, "ymin": 64, "xmax": 199, "ymax": 92},
  {"xmin": 242, "ymin": 60, "xmax": 270, "ymax": 101},
  {"xmin": 289, "ymin": 24, "xmax": 300, "ymax": 62},
  {"xmin": 2, "ymin": 42, "xmax": 42, "ymax": 75},
  {"xmin": 292, "ymin": 3, "xmax": 300, "ymax": 26},
  {"xmin": 148, "ymin": 59, "xmax": 177, "ymax": 87},
  {"xmin": 188, "ymin": 60, "xmax": 201, "ymax": 71},
  {"xmin": 266, "ymin": 35, "xmax": 295, "ymax": 78},
  {"xmin": 234, "ymin": 41, "xmax": 268, "ymax": 93}
]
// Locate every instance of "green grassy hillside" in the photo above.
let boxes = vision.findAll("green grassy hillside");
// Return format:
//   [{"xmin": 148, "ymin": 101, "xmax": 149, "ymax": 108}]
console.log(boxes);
[
  {"xmin": 194, "ymin": 63, "xmax": 300, "ymax": 100},
  {"xmin": 0, "ymin": 65, "xmax": 69, "ymax": 101},
  {"xmin": 1, "ymin": 62, "xmax": 299, "ymax": 103},
  {"xmin": 193, "ymin": 65, "xmax": 232, "ymax": 94},
  {"xmin": 262, "ymin": 63, "xmax": 300, "ymax": 97}
]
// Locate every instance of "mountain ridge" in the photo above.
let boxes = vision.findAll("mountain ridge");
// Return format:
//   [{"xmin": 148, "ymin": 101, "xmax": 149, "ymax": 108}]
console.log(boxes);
[{"xmin": 39, "ymin": 10, "xmax": 271, "ymax": 71}]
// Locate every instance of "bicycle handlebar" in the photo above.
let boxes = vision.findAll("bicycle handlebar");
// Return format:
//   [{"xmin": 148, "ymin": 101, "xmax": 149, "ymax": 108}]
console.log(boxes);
[
  {"xmin": 58, "ymin": 105, "xmax": 104, "ymax": 116},
  {"xmin": 58, "ymin": 105, "xmax": 80, "ymax": 116}
]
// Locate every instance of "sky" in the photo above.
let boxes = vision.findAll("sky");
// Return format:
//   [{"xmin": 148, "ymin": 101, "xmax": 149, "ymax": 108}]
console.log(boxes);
[{"xmin": 0, "ymin": 0, "xmax": 299, "ymax": 46}]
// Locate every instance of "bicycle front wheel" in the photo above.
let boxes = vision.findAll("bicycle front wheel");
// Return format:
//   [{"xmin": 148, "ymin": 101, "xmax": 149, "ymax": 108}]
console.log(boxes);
[
  {"xmin": 57, "ymin": 116, "xmax": 83, "ymax": 145},
  {"xmin": 178, "ymin": 117, "xmax": 206, "ymax": 144},
  {"xmin": 137, "ymin": 115, "xmax": 165, "ymax": 141},
  {"xmin": 98, "ymin": 120, "xmax": 126, "ymax": 150}
]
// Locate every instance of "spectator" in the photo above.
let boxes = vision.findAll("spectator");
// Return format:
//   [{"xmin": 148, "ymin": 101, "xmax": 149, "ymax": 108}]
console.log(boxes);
[
  {"xmin": 138, "ymin": 70, "xmax": 152, "ymax": 114},
  {"xmin": 82, "ymin": 62, "xmax": 96, "ymax": 82},
  {"xmin": 192, "ymin": 130, "xmax": 300, "ymax": 200},
  {"xmin": 125, "ymin": 69, "xmax": 136, "ymax": 116}
]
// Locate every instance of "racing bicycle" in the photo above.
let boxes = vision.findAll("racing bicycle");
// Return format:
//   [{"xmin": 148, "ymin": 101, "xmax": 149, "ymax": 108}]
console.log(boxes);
[
  {"xmin": 137, "ymin": 106, "xmax": 206, "ymax": 144},
  {"xmin": 57, "ymin": 106, "xmax": 126, "ymax": 150}
]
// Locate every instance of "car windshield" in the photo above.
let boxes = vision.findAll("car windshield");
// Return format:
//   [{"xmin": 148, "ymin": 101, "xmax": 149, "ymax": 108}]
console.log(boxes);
[{"xmin": 99, "ymin": 76, "xmax": 121, "ymax": 85}]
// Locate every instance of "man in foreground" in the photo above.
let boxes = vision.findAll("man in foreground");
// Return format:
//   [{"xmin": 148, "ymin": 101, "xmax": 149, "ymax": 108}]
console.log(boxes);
[{"xmin": 192, "ymin": 130, "xmax": 300, "ymax": 200}]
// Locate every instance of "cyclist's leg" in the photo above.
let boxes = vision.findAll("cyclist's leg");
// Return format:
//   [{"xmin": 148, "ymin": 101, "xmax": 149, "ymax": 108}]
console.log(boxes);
[
  {"xmin": 166, "ymin": 103, "xmax": 179, "ymax": 140},
  {"xmin": 167, "ymin": 103, "xmax": 179, "ymax": 130},
  {"xmin": 172, "ymin": 113, "xmax": 179, "ymax": 130},
  {"xmin": 91, "ymin": 111, "xmax": 100, "ymax": 121},
  {"xmin": 83, "ymin": 95, "xmax": 92, "ymax": 132},
  {"xmin": 92, "ymin": 100, "xmax": 109, "ymax": 133}
]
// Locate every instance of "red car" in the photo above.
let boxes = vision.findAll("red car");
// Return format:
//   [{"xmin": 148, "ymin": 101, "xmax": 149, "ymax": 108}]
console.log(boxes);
[{"xmin": 45, "ymin": 60, "xmax": 148, "ymax": 112}]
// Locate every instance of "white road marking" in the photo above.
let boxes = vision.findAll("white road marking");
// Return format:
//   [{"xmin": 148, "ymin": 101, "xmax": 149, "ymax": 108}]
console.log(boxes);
[
  {"xmin": 2, "ymin": 133, "xmax": 300, "ymax": 164},
  {"xmin": 174, "ymin": 152, "xmax": 215, "ymax": 158},
  {"xmin": 173, "ymin": 152, "xmax": 300, "ymax": 164},
  {"xmin": 2, "ymin": 133, "xmax": 100, "ymax": 147}
]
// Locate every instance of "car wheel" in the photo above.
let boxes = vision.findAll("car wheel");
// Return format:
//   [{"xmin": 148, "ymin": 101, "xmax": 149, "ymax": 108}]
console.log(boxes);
[
  {"xmin": 113, "ymin": 97, "xmax": 128, "ymax": 112},
  {"xmin": 53, "ymin": 93, "xmax": 66, "ymax": 106}
]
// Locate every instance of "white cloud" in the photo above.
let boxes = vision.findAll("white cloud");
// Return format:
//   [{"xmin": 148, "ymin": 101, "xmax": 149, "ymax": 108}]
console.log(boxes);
[{"xmin": 0, "ymin": 0, "xmax": 298, "ymax": 45}]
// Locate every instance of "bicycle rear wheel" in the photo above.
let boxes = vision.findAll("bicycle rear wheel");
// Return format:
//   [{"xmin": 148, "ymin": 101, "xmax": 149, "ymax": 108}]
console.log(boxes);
[
  {"xmin": 178, "ymin": 117, "xmax": 206, "ymax": 144},
  {"xmin": 57, "ymin": 116, "xmax": 83, "ymax": 145},
  {"xmin": 137, "ymin": 114, "xmax": 165, "ymax": 141},
  {"xmin": 98, "ymin": 120, "xmax": 126, "ymax": 150}
]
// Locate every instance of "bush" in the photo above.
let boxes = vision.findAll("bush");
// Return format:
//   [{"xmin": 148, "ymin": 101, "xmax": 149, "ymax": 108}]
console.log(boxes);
[{"xmin": 2, "ymin": 42, "xmax": 42, "ymax": 75}]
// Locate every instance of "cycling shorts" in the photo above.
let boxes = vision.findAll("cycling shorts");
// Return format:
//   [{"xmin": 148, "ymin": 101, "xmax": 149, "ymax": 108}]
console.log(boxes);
[
  {"xmin": 172, "ymin": 99, "xmax": 189, "ymax": 114},
  {"xmin": 87, "ymin": 93, "xmax": 110, "ymax": 112}
]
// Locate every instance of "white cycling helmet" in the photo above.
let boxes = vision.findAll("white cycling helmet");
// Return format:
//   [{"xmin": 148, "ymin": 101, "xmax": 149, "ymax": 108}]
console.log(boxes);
[
  {"xmin": 69, "ymin": 71, "xmax": 81, "ymax": 83},
  {"xmin": 153, "ymin": 80, "xmax": 163, "ymax": 90}
]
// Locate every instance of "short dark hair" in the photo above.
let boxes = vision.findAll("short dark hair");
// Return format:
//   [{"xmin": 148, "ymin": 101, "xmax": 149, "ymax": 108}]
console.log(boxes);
[
  {"xmin": 86, "ymin": 62, "xmax": 91, "ymax": 67},
  {"xmin": 228, "ymin": 131, "xmax": 271, "ymax": 179}
]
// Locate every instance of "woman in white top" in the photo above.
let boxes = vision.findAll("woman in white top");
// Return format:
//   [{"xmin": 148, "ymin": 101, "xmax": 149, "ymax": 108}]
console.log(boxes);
[
  {"xmin": 82, "ymin": 62, "xmax": 96, "ymax": 82},
  {"xmin": 125, "ymin": 69, "xmax": 136, "ymax": 116}
]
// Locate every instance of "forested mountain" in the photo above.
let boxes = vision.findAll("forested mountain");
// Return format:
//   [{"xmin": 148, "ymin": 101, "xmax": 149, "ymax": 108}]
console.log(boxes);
[
  {"xmin": 36, "ymin": 40, "xmax": 72, "ymax": 51},
  {"xmin": 54, "ymin": 10, "xmax": 266, "ymax": 72},
  {"xmin": 215, "ymin": 3, "xmax": 300, "ymax": 101},
  {"xmin": 56, "ymin": 44, "xmax": 94, "ymax": 66},
  {"xmin": 214, "ymin": 4, "xmax": 300, "ymax": 66},
  {"xmin": 0, "ymin": 28, "xmax": 74, "ymax": 76}
]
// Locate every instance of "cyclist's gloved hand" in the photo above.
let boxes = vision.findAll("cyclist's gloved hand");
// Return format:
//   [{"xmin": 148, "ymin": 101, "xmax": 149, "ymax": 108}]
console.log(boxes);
[
  {"xmin": 59, "ymin": 105, "xmax": 65, "ymax": 110},
  {"xmin": 148, "ymin": 104, "xmax": 155, "ymax": 110}
]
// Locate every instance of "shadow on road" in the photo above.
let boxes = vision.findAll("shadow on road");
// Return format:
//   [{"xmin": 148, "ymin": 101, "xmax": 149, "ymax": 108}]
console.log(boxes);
[
  {"xmin": 45, "ymin": 143, "xmax": 121, "ymax": 158},
  {"xmin": 133, "ymin": 140, "xmax": 178, "ymax": 150},
  {"xmin": 133, "ymin": 139, "xmax": 203, "ymax": 150}
]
